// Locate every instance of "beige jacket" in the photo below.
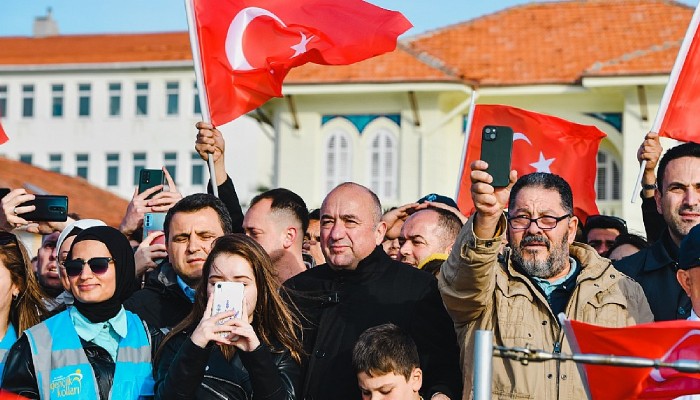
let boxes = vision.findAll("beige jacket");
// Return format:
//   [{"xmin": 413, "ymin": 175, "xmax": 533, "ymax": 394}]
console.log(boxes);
[{"xmin": 439, "ymin": 215, "xmax": 653, "ymax": 400}]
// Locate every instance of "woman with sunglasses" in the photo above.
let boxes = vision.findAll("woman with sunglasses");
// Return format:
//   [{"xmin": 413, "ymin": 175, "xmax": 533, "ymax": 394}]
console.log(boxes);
[
  {"xmin": 0, "ymin": 231, "xmax": 51, "ymax": 382},
  {"xmin": 1, "ymin": 226, "xmax": 154, "ymax": 399},
  {"xmin": 153, "ymin": 234, "xmax": 302, "ymax": 400}
]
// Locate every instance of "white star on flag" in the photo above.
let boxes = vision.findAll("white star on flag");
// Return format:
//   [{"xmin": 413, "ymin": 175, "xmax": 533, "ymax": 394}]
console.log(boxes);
[
  {"xmin": 290, "ymin": 33, "xmax": 314, "ymax": 58},
  {"xmin": 530, "ymin": 152, "xmax": 555, "ymax": 173}
]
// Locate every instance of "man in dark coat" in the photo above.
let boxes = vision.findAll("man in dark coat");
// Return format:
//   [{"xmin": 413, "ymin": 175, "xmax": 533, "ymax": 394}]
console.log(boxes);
[
  {"xmin": 285, "ymin": 182, "xmax": 462, "ymax": 400},
  {"xmin": 615, "ymin": 142, "xmax": 700, "ymax": 320}
]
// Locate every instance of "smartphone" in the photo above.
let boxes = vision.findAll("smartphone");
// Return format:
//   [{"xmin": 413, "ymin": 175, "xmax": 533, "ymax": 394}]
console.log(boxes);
[
  {"xmin": 480, "ymin": 125, "xmax": 514, "ymax": 187},
  {"xmin": 20, "ymin": 195, "xmax": 69, "ymax": 222},
  {"xmin": 138, "ymin": 169, "xmax": 164, "ymax": 199},
  {"xmin": 0, "ymin": 188, "xmax": 10, "ymax": 199},
  {"xmin": 143, "ymin": 212, "xmax": 166, "ymax": 246},
  {"xmin": 211, "ymin": 282, "xmax": 245, "ymax": 338}
]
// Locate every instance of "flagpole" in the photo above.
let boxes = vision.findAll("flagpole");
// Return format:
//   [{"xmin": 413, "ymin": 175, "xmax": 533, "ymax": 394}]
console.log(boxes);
[
  {"xmin": 185, "ymin": 0, "xmax": 218, "ymax": 197},
  {"xmin": 631, "ymin": 2, "xmax": 700, "ymax": 203},
  {"xmin": 454, "ymin": 88, "xmax": 479, "ymax": 202}
]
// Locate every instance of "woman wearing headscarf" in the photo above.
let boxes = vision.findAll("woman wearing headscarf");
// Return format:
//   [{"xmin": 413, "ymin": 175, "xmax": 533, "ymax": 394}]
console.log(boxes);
[
  {"xmin": 1, "ymin": 226, "xmax": 154, "ymax": 399},
  {"xmin": 0, "ymin": 231, "xmax": 52, "ymax": 382}
]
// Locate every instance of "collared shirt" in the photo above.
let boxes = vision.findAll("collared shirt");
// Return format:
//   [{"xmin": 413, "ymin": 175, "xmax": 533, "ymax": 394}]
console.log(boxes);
[
  {"xmin": 532, "ymin": 257, "xmax": 578, "ymax": 297},
  {"xmin": 176, "ymin": 275, "xmax": 197, "ymax": 303},
  {"xmin": 70, "ymin": 306, "xmax": 128, "ymax": 362}
]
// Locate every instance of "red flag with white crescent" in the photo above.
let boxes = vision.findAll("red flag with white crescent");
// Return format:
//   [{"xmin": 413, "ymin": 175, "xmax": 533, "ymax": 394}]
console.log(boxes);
[
  {"xmin": 192, "ymin": 0, "xmax": 412, "ymax": 126},
  {"xmin": 456, "ymin": 104, "xmax": 605, "ymax": 222},
  {"xmin": 564, "ymin": 318, "xmax": 700, "ymax": 399}
]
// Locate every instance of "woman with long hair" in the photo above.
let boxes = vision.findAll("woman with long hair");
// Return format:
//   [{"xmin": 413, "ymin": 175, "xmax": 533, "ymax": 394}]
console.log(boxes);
[
  {"xmin": 0, "ymin": 231, "xmax": 51, "ymax": 380},
  {"xmin": 154, "ymin": 234, "xmax": 303, "ymax": 400},
  {"xmin": 1, "ymin": 226, "xmax": 154, "ymax": 399}
]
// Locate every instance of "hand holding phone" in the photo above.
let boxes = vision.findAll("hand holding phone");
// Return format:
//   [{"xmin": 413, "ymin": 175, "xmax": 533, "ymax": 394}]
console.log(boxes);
[
  {"xmin": 480, "ymin": 125, "xmax": 514, "ymax": 188},
  {"xmin": 138, "ymin": 169, "xmax": 165, "ymax": 200},
  {"xmin": 211, "ymin": 282, "xmax": 245, "ymax": 339},
  {"xmin": 19, "ymin": 195, "xmax": 69, "ymax": 222}
]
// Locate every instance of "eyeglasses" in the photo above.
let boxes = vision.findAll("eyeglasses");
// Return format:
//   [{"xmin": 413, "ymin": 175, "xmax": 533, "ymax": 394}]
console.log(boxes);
[
  {"xmin": 507, "ymin": 214, "xmax": 571, "ymax": 231},
  {"xmin": 63, "ymin": 257, "xmax": 113, "ymax": 277}
]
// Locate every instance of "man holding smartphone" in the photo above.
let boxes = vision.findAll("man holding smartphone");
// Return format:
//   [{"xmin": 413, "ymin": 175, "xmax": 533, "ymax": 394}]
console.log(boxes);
[{"xmin": 440, "ymin": 163, "xmax": 652, "ymax": 399}]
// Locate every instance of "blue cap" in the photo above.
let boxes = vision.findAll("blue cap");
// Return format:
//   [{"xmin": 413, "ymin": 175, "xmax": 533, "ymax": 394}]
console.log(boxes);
[
  {"xmin": 417, "ymin": 193, "xmax": 458, "ymax": 209},
  {"xmin": 679, "ymin": 224, "xmax": 700, "ymax": 270}
]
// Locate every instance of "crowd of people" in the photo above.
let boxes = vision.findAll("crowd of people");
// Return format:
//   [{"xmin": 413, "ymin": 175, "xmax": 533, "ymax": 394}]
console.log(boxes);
[{"xmin": 0, "ymin": 122, "xmax": 699, "ymax": 399}]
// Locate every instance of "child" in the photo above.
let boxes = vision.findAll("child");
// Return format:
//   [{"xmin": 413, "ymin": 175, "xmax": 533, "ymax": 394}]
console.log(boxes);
[{"xmin": 352, "ymin": 323, "xmax": 423, "ymax": 400}]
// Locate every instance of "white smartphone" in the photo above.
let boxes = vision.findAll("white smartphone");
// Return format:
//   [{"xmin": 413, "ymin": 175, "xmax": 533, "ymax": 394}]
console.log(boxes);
[{"xmin": 211, "ymin": 282, "xmax": 245, "ymax": 337}]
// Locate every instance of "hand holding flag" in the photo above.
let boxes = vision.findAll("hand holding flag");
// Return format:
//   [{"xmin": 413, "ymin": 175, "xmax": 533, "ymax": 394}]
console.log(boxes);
[
  {"xmin": 457, "ymin": 104, "xmax": 606, "ymax": 222},
  {"xmin": 188, "ymin": 0, "xmax": 412, "ymax": 126}
]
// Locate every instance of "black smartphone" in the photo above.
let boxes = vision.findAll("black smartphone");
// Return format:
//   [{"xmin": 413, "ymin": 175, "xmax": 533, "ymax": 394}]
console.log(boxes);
[
  {"xmin": 138, "ymin": 169, "xmax": 165, "ymax": 199},
  {"xmin": 0, "ymin": 188, "xmax": 10, "ymax": 199},
  {"xmin": 480, "ymin": 125, "xmax": 514, "ymax": 187},
  {"xmin": 21, "ymin": 195, "xmax": 69, "ymax": 222}
]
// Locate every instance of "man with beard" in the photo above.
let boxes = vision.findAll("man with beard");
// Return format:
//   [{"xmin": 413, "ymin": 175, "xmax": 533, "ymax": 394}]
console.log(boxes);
[
  {"xmin": 615, "ymin": 142, "xmax": 700, "ymax": 320},
  {"xmin": 439, "ymin": 166, "xmax": 652, "ymax": 399}
]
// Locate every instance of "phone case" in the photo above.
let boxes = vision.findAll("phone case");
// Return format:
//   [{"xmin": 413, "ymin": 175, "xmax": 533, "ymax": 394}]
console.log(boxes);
[
  {"xmin": 212, "ymin": 282, "xmax": 245, "ymax": 337},
  {"xmin": 22, "ymin": 195, "xmax": 69, "ymax": 222},
  {"xmin": 138, "ymin": 169, "xmax": 165, "ymax": 199},
  {"xmin": 480, "ymin": 125, "xmax": 514, "ymax": 187},
  {"xmin": 143, "ymin": 212, "xmax": 167, "ymax": 244},
  {"xmin": 0, "ymin": 188, "xmax": 10, "ymax": 199}
]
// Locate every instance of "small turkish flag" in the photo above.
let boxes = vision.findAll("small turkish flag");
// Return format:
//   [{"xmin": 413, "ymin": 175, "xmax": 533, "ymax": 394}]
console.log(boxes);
[
  {"xmin": 658, "ymin": 4, "xmax": 700, "ymax": 143},
  {"xmin": 192, "ymin": 0, "xmax": 412, "ymax": 126},
  {"xmin": 457, "ymin": 105, "xmax": 605, "ymax": 222},
  {"xmin": 564, "ymin": 318, "xmax": 700, "ymax": 399},
  {"xmin": 0, "ymin": 120, "xmax": 8, "ymax": 145}
]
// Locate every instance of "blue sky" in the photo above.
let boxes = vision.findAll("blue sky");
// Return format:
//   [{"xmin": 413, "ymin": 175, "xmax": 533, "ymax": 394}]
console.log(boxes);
[{"xmin": 2, "ymin": 0, "xmax": 696, "ymax": 38}]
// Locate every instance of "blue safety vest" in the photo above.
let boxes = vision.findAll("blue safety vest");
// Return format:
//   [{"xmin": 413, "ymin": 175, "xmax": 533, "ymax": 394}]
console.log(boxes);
[
  {"xmin": 0, "ymin": 323, "xmax": 17, "ymax": 384},
  {"xmin": 25, "ymin": 308, "xmax": 154, "ymax": 399}
]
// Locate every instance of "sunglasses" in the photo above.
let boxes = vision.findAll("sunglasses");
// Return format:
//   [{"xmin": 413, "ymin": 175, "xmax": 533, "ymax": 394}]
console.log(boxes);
[{"xmin": 63, "ymin": 257, "xmax": 113, "ymax": 277}]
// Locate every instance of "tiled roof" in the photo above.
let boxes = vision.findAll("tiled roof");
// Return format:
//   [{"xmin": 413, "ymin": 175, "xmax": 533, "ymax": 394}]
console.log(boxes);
[
  {"xmin": 0, "ymin": 0, "xmax": 692, "ymax": 86},
  {"xmin": 406, "ymin": 0, "xmax": 693, "ymax": 85},
  {"xmin": 285, "ymin": 44, "xmax": 458, "ymax": 84},
  {"xmin": 0, "ymin": 157, "xmax": 128, "ymax": 227},
  {"xmin": 0, "ymin": 32, "xmax": 191, "ymax": 65}
]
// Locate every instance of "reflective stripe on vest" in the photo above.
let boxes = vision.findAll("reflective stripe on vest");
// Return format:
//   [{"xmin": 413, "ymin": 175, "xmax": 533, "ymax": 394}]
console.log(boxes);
[
  {"xmin": 0, "ymin": 324, "xmax": 17, "ymax": 384},
  {"xmin": 25, "ymin": 309, "xmax": 154, "ymax": 399}
]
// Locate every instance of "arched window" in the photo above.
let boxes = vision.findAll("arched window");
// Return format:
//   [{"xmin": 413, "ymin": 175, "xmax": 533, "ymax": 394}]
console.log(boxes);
[
  {"xmin": 368, "ymin": 128, "xmax": 398, "ymax": 200},
  {"xmin": 325, "ymin": 128, "xmax": 352, "ymax": 193},
  {"xmin": 596, "ymin": 150, "xmax": 621, "ymax": 201}
]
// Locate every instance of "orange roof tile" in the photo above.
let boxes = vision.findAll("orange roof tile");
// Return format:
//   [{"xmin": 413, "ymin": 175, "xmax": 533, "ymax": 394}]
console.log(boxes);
[
  {"xmin": 0, "ymin": 32, "xmax": 191, "ymax": 65},
  {"xmin": 0, "ymin": 157, "xmax": 128, "ymax": 227},
  {"xmin": 285, "ymin": 44, "xmax": 458, "ymax": 84},
  {"xmin": 407, "ymin": 0, "xmax": 693, "ymax": 85}
]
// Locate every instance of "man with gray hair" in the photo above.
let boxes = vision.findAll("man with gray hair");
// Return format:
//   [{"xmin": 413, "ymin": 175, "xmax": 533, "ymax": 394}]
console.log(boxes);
[{"xmin": 285, "ymin": 182, "xmax": 462, "ymax": 400}]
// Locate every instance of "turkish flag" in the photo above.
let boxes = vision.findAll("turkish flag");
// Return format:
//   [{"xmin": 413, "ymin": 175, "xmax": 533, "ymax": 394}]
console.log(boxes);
[
  {"xmin": 0, "ymin": 120, "xmax": 7, "ymax": 145},
  {"xmin": 658, "ymin": 4, "xmax": 700, "ymax": 143},
  {"xmin": 563, "ymin": 318, "xmax": 700, "ymax": 399},
  {"xmin": 192, "ymin": 0, "xmax": 412, "ymax": 126},
  {"xmin": 456, "ymin": 105, "xmax": 605, "ymax": 222}
]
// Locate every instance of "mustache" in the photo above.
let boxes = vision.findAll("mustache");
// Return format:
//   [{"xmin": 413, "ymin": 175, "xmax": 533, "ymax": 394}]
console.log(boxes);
[
  {"xmin": 520, "ymin": 234, "xmax": 550, "ymax": 249},
  {"xmin": 679, "ymin": 205, "xmax": 700, "ymax": 213}
]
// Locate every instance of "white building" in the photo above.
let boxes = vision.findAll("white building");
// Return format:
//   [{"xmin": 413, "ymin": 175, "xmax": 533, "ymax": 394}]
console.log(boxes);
[{"xmin": 0, "ymin": 1, "xmax": 693, "ymax": 235}]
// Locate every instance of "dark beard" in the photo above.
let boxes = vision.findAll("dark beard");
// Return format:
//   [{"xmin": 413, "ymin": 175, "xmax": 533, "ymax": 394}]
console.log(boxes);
[{"xmin": 511, "ymin": 232, "xmax": 569, "ymax": 279}]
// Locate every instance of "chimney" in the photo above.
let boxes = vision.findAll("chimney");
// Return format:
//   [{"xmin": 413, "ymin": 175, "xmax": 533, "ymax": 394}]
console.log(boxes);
[{"xmin": 33, "ymin": 8, "xmax": 59, "ymax": 38}]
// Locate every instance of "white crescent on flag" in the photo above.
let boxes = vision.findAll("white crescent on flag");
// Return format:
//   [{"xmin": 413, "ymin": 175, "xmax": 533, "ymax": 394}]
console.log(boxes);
[
  {"xmin": 225, "ymin": 7, "xmax": 314, "ymax": 72},
  {"xmin": 225, "ymin": 7, "xmax": 287, "ymax": 71}
]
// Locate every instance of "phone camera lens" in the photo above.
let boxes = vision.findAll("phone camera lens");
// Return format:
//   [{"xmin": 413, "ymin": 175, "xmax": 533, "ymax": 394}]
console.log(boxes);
[
  {"xmin": 485, "ymin": 128, "xmax": 491, "ymax": 133},
  {"xmin": 489, "ymin": 133, "xmax": 496, "ymax": 140}
]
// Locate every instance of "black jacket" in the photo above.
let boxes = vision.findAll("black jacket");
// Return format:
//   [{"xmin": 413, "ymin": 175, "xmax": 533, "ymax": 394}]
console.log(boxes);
[
  {"xmin": 124, "ymin": 261, "xmax": 192, "ymax": 333},
  {"xmin": 2, "ymin": 336, "xmax": 119, "ymax": 400},
  {"xmin": 284, "ymin": 246, "xmax": 463, "ymax": 400},
  {"xmin": 614, "ymin": 230, "xmax": 691, "ymax": 320},
  {"xmin": 154, "ymin": 332, "xmax": 300, "ymax": 400},
  {"xmin": 208, "ymin": 175, "xmax": 245, "ymax": 234}
]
